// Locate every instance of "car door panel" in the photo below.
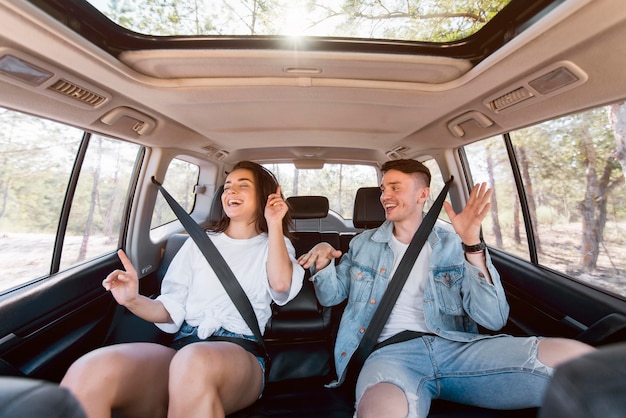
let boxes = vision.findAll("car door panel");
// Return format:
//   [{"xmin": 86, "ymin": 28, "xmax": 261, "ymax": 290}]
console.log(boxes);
[
  {"xmin": 0, "ymin": 253, "xmax": 122, "ymax": 381},
  {"xmin": 491, "ymin": 249, "xmax": 626, "ymax": 346}
]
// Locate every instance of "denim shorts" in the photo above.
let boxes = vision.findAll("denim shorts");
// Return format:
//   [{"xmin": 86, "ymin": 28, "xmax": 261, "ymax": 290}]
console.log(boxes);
[
  {"xmin": 355, "ymin": 334, "xmax": 552, "ymax": 418},
  {"xmin": 171, "ymin": 324, "xmax": 267, "ymax": 393}
]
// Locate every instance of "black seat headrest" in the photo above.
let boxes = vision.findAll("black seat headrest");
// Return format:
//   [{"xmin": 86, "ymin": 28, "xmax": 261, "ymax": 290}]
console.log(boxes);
[
  {"xmin": 353, "ymin": 187, "xmax": 385, "ymax": 229},
  {"xmin": 286, "ymin": 196, "xmax": 329, "ymax": 219}
]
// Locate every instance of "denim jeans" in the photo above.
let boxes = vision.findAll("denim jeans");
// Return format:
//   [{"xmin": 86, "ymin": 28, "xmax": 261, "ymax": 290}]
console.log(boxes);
[{"xmin": 355, "ymin": 334, "xmax": 552, "ymax": 418}]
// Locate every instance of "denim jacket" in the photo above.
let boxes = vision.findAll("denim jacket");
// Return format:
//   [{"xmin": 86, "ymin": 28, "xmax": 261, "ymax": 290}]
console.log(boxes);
[{"xmin": 310, "ymin": 220, "xmax": 510, "ymax": 384}]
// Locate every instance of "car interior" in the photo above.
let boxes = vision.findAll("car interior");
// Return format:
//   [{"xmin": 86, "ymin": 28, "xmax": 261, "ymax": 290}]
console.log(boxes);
[{"xmin": 0, "ymin": 0, "xmax": 625, "ymax": 416}]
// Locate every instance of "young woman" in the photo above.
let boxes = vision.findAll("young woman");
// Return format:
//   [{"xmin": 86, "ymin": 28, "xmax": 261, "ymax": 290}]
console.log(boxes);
[{"xmin": 61, "ymin": 161, "xmax": 304, "ymax": 418}]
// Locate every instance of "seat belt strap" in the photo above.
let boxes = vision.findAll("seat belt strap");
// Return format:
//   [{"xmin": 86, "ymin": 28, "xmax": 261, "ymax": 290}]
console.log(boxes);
[
  {"xmin": 343, "ymin": 176, "xmax": 453, "ymax": 387},
  {"xmin": 151, "ymin": 177, "xmax": 268, "ymax": 356}
]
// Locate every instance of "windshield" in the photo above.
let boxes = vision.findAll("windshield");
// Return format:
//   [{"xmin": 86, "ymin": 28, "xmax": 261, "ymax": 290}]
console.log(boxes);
[
  {"xmin": 263, "ymin": 163, "xmax": 378, "ymax": 219},
  {"xmin": 85, "ymin": 0, "xmax": 511, "ymax": 42}
]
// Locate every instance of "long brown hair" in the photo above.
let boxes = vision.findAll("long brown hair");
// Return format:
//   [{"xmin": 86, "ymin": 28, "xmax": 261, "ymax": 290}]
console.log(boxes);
[{"xmin": 208, "ymin": 161, "xmax": 293, "ymax": 238}]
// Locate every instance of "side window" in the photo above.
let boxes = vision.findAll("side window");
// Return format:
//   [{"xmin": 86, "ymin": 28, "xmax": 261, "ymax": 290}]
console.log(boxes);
[
  {"xmin": 422, "ymin": 159, "xmax": 450, "ymax": 221},
  {"xmin": 0, "ymin": 107, "xmax": 141, "ymax": 293},
  {"xmin": 151, "ymin": 158, "xmax": 200, "ymax": 229},
  {"xmin": 463, "ymin": 136, "xmax": 529, "ymax": 261},
  {"xmin": 464, "ymin": 103, "xmax": 626, "ymax": 298},
  {"xmin": 60, "ymin": 135, "xmax": 141, "ymax": 271}
]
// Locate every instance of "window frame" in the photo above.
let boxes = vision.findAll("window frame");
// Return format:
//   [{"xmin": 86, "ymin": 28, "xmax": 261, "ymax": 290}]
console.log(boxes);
[
  {"xmin": 460, "ymin": 116, "xmax": 625, "ymax": 300},
  {"xmin": 0, "ymin": 119, "xmax": 143, "ymax": 292}
]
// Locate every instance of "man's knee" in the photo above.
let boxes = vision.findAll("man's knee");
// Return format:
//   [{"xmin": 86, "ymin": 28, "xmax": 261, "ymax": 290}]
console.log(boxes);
[
  {"xmin": 357, "ymin": 382, "xmax": 408, "ymax": 418},
  {"xmin": 539, "ymin": 342, "xmax": 626, "ymax": 418},
  {"xmin": 537, "ymin": 337, "xmax": 595, "ymax": 368}
]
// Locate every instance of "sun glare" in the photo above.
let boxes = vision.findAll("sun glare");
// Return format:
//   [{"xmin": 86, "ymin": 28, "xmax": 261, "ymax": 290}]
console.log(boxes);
[{"xmin": 281, "ymin": 5, "xmax": 310, "ymax": 37}]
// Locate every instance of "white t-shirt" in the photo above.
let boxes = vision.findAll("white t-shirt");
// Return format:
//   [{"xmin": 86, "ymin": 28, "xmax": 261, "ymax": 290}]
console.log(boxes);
[
  {"xmin": 155, "ymin": 232, "xmax": 304, "ymax": 337},
  {"xmin": 378, "ymin": 234, "xmax": 432, "ymax": 341}
]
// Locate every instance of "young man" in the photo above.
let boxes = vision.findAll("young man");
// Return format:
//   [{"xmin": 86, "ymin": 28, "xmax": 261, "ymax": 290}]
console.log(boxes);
[{"xmin": 298, "ymin": 159, "xmax": 593, "ymax": 418}]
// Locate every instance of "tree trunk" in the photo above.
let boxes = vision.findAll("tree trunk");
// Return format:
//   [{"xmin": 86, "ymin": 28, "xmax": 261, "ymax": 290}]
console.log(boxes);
[
  {"xmin": 517, "ymin": 146, "xmax": 541, "ymax": 252},
  {"xmin": 576, "ymin": 126, "xmax": 624, "ymax": 270},
  {"xmin": 486, "ymin": 151, "xmax": 503, "ymax": 247},
  {"xmin": 78, "ymin": 141, "xmax": 101, "ymax": 262},
  {"xmin": 101, "ymin": 145, "xmax": 121, "ymax": 242},
  {"xmin": 292, "ymin": 168, "xmax": 299, "ymax": 196},
  {"xmin": 608, "ymin": 101, "xmax": 626, "ymax": 181},
  {"xmin": 513, "ymin": 192, "xmax": 521, "ymax": 244},
  {"xmin": 338, "ymin": 164, "xmax": 343, "ymax": 216}
]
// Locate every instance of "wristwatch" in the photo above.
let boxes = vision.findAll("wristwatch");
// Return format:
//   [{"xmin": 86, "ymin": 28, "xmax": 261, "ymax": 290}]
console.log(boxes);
[{"xmin": 462, "ymin": 240, "xmax": 486, "ymax": 253}]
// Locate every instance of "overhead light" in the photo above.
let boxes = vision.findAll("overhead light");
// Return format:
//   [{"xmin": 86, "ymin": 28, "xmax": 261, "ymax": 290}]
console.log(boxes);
[
  {"xmin": 528, "ymin": 66, "xmax": 579, "ymax": 95},
  {"xmin": 0, "ymin": 54, "xmax": 53, "ymax": 86}
]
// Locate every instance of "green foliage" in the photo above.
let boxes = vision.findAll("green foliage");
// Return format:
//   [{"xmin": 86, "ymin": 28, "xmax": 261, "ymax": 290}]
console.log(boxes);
[
  {"xmin": 95, "ymin": 0, "xmax": 511, "ymax": 41},
  {"xmin": 0, "ymin": 109, "xmax": 82, "ymax": 233}
]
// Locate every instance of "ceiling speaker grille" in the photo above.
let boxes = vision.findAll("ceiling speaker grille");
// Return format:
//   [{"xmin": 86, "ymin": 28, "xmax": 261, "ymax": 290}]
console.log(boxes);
[{"xmin": 48, "ymin": 79, "xmax": 107, "ymax": 107}]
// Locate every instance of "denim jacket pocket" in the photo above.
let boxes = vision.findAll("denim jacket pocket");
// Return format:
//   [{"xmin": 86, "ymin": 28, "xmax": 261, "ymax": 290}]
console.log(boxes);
[
  {"xmin": 432, "ymin": 266, "xmax": 464, "ymax": 315},
  {"xmin": 348, "ymin": 266, "xmax": 375, "ymax": 303}
]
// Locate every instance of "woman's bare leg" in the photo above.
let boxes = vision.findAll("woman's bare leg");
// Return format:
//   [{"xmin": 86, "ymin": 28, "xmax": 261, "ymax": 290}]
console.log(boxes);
[
  {"xmin": 167, "ymin": 342, "xmax": 263, "ymax": 418},
  {"xmin": 61, "ymin": 343, "xmax": 175, "ymax": 418}
]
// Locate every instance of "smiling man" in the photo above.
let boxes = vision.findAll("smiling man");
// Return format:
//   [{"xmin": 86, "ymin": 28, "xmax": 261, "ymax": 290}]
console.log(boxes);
[{"xmin": 298, "ymin": 159, "xmax": 594, "ymax": 418}]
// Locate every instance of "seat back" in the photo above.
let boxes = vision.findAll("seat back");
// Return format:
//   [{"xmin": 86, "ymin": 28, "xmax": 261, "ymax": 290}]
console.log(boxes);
[
  {"xmin": 339, "ymin": 187, "xmax": 386, "ymax": 251},
  {"xmin": 352, "ymin": 187, "xmax": 385, "ymax": 229},
  {"xmin": 286, "ymin": 195, "xmax": 340, "ymax": 257}
]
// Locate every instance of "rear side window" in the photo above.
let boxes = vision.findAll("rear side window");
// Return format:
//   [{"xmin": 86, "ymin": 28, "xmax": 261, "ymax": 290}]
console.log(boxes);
[
  {"xmin": 150, "ymin": 158, "xmax": 200, "ymax": 229},
  {"xmin": 464, "ymin": 102, "xmax": 626, "ymax": 298},
  {"xmin": 422, "ymin": 159, "xmax": 450, "ymax": 222},
  {"xmin": 0, "ymin": 107, "xmax": 141, "ymax": 293}
]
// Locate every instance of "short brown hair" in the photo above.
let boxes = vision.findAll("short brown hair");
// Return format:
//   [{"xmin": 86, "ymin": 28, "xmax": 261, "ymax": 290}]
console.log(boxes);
[{"xmin": 381, "ymin": 159, "xmax": 431, "ymax": 187}]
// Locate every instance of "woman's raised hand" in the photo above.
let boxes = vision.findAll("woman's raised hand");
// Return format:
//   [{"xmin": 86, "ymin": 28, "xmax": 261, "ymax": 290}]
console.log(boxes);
[
  {"xmin": 265, "ymin": 185, "xmax": 288, "ymax": 224},
  {"xmin": 102, "ymin": 249, "xmax": 139, "ymax": 307}
]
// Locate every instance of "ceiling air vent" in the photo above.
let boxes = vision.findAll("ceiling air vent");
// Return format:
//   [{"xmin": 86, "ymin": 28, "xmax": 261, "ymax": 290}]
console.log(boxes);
[
  {"xmin": 203, "ymin": 145, "xmax": 229, "ymax": 160},
  {"xmin": 386, "ymin": 145, "xmax": 409, "ymax": 160},
  {"xmin": 48, "ymin": 79, "xmax": 107, "ymax": 107},
  {"xmin": 488, "ymin": 87, "xmax": 533, "ymax": 112}
]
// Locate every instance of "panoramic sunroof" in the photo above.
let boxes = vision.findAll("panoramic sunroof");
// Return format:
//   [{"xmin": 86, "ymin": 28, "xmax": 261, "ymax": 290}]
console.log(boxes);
[
  {"xmin": 29, "ymin": 0, "xmax": 563, "ymax": 64},
  {"xmin": 84, "ymin": 0, "xmax": 511, "ymax": 43}
]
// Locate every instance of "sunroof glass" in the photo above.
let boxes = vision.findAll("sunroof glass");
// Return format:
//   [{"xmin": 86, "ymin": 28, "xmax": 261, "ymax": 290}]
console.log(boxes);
[{"xmin": 85, "ymin": 0, "xmax": 512, "ymax": 43}]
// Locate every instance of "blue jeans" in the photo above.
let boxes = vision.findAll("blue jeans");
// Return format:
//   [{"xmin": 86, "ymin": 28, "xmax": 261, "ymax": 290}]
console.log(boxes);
[{"xmin": 356, "ymin": 335, "xmax": 552, "ymax": 418}]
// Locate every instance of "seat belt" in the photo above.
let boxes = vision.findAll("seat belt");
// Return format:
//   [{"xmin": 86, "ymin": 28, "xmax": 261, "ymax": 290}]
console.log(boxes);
[
  {"xmin": 151, "ymin": 177, "xmax": 268, "ymax": 359},
  {"xmin": 343, "ymin": 176, "xmax": 453, "ymax": 387}
]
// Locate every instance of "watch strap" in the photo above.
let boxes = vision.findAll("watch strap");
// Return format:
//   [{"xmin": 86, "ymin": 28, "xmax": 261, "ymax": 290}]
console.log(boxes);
[{"xmin": 462, "ymin": 240, "xmax": 486, "ymax": 253}]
